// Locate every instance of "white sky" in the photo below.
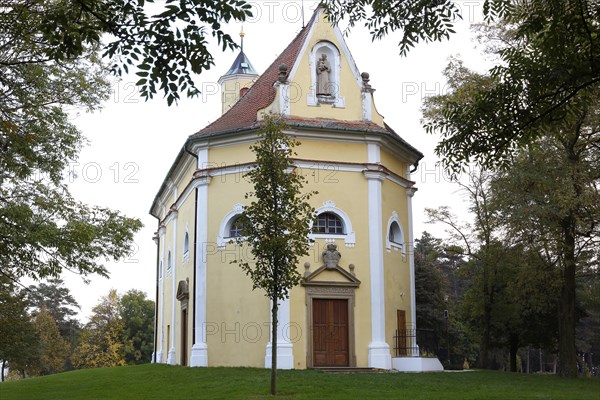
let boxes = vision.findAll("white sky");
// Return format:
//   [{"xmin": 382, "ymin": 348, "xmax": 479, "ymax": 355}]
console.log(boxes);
[{"xmin": 63, "ymin": 1, "xmax": 490, "ymax": 321}]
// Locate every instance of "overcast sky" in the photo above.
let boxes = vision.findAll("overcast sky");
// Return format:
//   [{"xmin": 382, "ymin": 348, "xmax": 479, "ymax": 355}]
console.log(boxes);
[{"xmin": 63, "ymin": 1, "xmax": 491, "ymax": 320}]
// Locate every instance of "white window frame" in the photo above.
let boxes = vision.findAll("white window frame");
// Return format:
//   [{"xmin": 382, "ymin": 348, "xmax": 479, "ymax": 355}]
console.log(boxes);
[
  {"xmin": 217, "ymin": 203, "xmax": 247, "ymax": 248},
  {"xmin": 386, "ymin": 211, "xmax": 405, "ymax": 254},
  {"xmin": 309, "ymin": 201, "xmax": 355, "ymax": 248}
]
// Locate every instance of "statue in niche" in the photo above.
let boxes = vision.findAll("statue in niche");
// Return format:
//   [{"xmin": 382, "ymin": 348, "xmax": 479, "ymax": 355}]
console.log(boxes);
[
  {"xmin": 322, "ymin": 243, "xmax": 341, "ymax": 269},
  {"xmin": 316, "ymin": 54, "xmax": 331, "ymax": 96}
]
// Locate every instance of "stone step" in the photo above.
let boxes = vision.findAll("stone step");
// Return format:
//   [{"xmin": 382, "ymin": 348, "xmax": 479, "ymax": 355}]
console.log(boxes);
[{"xmin": 314, "ymin": 367, "xmax": 383, "ymax": 373}]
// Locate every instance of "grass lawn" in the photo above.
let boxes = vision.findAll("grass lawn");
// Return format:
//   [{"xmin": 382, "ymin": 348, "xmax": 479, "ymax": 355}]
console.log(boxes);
[{"xmin": 1, "ymin": 364, "xmax": 598, "ymax": 400}]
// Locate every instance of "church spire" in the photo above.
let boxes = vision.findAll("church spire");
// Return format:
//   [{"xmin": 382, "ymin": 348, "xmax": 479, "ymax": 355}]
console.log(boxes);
[
  {"xmin": 221, "ymin": 28, "xmax": 257, "ymax": 77},
  {"xmin": 217, "ymin": 28, "xmax": 259, "ymax": 114},
  {"xmin": 240, "ymin": 27, "xmax": 245, "ymax": 53}
]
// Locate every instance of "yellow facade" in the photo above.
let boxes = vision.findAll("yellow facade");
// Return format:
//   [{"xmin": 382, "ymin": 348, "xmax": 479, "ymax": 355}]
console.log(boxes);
[{"xmin": 150, "ymin": 7, "xmax": 425, "ymax": 370}]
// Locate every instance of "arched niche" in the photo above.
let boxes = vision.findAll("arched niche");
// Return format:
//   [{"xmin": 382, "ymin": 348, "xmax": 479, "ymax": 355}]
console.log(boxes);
[{"xmin": 308, "ymin": 41, "xmax": 345, "ymax": 108}]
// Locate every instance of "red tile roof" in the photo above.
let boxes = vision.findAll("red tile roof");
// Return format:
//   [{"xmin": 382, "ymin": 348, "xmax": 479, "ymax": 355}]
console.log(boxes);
[
  {"xmin": 189, "ymin": 8, "xmax": 422, "ymax": 161},
  {"xmin": 191, "ymin": 14, "xmax": 316, "ymax": 138}
]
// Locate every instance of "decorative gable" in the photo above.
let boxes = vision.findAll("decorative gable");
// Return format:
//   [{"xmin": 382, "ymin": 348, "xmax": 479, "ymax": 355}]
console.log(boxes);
[{"xmin": 302, "ymin": 244, "xmax": 361, "ymax": 287}]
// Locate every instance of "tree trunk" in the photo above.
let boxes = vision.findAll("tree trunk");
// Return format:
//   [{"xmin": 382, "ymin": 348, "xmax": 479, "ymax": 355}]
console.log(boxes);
[
  {"xmin": 557, "ymin": 249, "xmax": 578, "ymax": 377},
  {"xmin": 1, "ymin": 360, "xmax": 5, "ymax": 382},
  {"xmin": 526, "ymin": 346, "xmax": 530, "ymax": 374},
  {"xmin": 555, "ymin": 127, "xmax": 583, "ymax": 378},
  {"xmin": 480, "ymin": 261, "xmax": 493, "ymax": 369},
  {"xmin": 509, "ymin": 334, "xmax": 519, "ymax": 372},
  {"xmin": 270, "ymin": 298, "xmax": 278, "ymax": 395}
]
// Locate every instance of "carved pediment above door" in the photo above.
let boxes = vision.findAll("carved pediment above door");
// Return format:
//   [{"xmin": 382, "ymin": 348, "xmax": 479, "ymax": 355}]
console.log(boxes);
[
  {"xmin": 302, "ymin": 244, "xmax": 360, "ymax": 288},
  {"xmin": 176, "ymin": 278, "xmax": 189, "ymax": 302}
]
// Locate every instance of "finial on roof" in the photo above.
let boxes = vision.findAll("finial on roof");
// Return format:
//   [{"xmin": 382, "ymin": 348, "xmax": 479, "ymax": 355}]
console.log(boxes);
[
  {"xmin": 278, "ymin": 63, "xmax": 288, "ymax": 83},
  {"xmin": 240, "ymin": 26, "xmax": 245, "ymax": 52}
]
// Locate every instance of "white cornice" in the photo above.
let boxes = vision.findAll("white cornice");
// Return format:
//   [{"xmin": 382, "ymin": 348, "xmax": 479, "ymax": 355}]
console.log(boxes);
[
  {"xmin": 189, "ymin": 126, "xmax": 420, "ymax": 165},
  {"xmin": 363, "ymin": 171, "xmax": 387, "ymax": 182}
]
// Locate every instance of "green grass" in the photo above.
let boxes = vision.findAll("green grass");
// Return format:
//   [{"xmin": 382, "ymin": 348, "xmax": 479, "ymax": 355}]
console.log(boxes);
[{"xmin": 1, "ymin": 365, "xmax": 598, "ymax": 400}]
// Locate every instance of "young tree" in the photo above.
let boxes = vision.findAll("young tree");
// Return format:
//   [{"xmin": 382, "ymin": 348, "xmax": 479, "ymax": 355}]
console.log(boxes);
[
  {"xmin": 425, "ymin": 169, "xmax": 504, "ymax": 368},
  {"xmin": 72, "ymin": 289, "xmax": 126, "ymax": 369},
  {"xmin": 120, "ymin": 290, "xmax": 155, "ymax": 364},
  {"xmin": 29, "ymin": 308, "xmax": 70, "ymax": 376},
  {"xmin": 414, "ymin": 232, "xmax": 474, "ymax": 365},
  {"xmin": 414, "ymin": 232, "xmax": 449, "ymax": 345},
  {"xmin": 235, "ymin": 114, "xmax": 315, "ymax": 395}
]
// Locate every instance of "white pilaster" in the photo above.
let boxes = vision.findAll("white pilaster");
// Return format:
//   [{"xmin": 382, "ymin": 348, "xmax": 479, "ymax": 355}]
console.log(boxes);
[
  {"xmin": 407, "ymin": 176, "xmax": 419, "ymax": 355},
  {"xmin": 157, "ymin": 225, "xmax": 166, "ymax": 363},
  {"xmin": 367, "ymin": 142, "xmax": 380, "ymax": 164},
  {"xmin": 364, "ymin": 143, "xmax": 391, "ymax": 370},
  {"xmin": 167, "ymin": 210, "xmax": 178, "ymax": 365},
  {"xmin": 265, "ymin": 297, "xmax": 294, "ymax": 369},
  {"xmin": 190, "ymin": 169, "xmax": 210, "ymax": 367}
]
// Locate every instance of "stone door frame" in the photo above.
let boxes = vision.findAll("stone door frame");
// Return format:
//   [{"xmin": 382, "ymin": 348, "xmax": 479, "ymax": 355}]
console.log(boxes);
[{"xmin": 305, "ymin": 285, "xmax": 357, "ymax": 368}]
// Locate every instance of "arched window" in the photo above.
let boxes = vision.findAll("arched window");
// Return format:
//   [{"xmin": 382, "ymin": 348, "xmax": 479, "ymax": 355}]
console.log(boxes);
[
  {"xmin": 183, "ymin": 232, "xmax": 190, "ymax": 257},
  {"xmin": 309, "ymin": 201, "xmax": 356, "ymax": 247},
  {"xmin": 389, "ymin": 222, "xmax": 402, "ymax": 245},
  {"xmin": 228, "ymin": 216, "xmax": 246, "ymax": 238},
  {"xmin": 386, "ymin": 212, "xmax": 405, "ymax": 253},
  {"xmin": 312, "ymin": 212, "xmax": 344, "ymax": 235},
  {"xmin": 167, "ymin": 251, "xmax": 172, "ymax": 272},
  {"xmin": 217, "ymin": 204, "xmax": 247, "ymax": 248}
]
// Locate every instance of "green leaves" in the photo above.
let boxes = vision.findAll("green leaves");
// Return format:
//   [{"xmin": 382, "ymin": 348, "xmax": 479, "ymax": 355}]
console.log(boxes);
[
  {"xmin": 2, "ymin": 1, "xmax": 252, "ymax": 106},
  {"xmin": 234, "ymin": 113, "xmax": 316, "ymax": 394},
  {"xmin": 1, "ymin": 3, "xmax": 143, "ymax": 283},
  {"xmin": 422, "ymin": 1, "xmax": 600, "ymax": 172},
  {"xmin": 96, "ymin": 0, "xmax": 252, "ymax": 104},
  {"xmin": 120, "ymin": 290, "xmax": 155, "ymax": 364},
  {"xmin": 323, "ymin": 0, "xmax": 461, "ymax": 56},
  {"xmin": 235, "ymin": 114, "xmax": 316, "ymax": 301},
  {"xmin": 72, "ymin": 289, "xmax": 127, "ymax": 369}
]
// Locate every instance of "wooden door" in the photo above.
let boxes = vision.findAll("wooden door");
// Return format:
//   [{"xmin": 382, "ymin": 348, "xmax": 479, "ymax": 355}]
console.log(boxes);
[
  {"xmin": 313, "ymin": 299, "xmax": 349, "ymax": 367},
  {"xmin": 397, "ymin": 309, "xmax": 407, "ymax": 356},
  {"xmin": 181, "ymin": 309, "xmax": 188, "ymax": 366}
]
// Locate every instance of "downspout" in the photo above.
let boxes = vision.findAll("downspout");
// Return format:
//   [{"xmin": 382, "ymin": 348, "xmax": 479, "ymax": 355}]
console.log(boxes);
[
  {"xmin": 184, "ymin": 141, "xmax": 199, "ymax": 345},
  {"xmin": 410, "ymin": 160, "xmax": 419, "ymax": 174}
]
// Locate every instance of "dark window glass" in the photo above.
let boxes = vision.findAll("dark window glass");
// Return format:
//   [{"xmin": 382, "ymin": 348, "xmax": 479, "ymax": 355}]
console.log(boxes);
[
  {"xmin": 229, "ymin": 216, "xmax": 245, "ymax": 238},
  {"xmin": 389, "ymin": 222, "xmax": 402, "ymax": 244},
  {"xmin": 312, "ymin": 212, "xmax": 344, "ymax": 234}
]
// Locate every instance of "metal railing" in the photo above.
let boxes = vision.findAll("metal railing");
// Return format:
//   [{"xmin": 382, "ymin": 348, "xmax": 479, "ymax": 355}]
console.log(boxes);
[{"xmin": 393, "ymin": 328, "xmax": 439, "ymax": 358}]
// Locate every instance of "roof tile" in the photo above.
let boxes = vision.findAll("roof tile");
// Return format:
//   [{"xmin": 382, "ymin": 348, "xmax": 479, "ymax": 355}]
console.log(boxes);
[{"xmin": 191, "ymin": 14, "xmax": 316, "ymax": 139}]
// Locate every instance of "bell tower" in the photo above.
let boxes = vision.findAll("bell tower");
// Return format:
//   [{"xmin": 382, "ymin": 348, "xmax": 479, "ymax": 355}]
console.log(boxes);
[{"xmin": 218, "ymin": 29, "xmax": 259, "ymax": 115}]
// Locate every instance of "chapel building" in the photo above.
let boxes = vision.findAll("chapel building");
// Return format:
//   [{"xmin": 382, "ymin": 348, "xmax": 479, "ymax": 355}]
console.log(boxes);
[{"xmin": 150, "ymin": 7, "xmax": 441, "ymax": 371}]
